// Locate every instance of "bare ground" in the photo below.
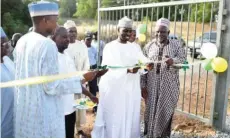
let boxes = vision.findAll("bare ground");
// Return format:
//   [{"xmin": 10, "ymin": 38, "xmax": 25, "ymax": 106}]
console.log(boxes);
[{"xmin": 75, "ymin": 71, "xmax": 229, "ymax": 138}]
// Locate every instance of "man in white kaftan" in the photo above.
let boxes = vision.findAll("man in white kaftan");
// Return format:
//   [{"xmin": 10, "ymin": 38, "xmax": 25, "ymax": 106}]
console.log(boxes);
[
  {"xmin": 63, "ymin": 20, "xmax": 90, "ymax": 134},
  {"xmin": 14, "ymin": 2, "xmax": 96, "ymax": 138},
  {"xmin": 64, "ymin": 20, "xmax": 90, "ymax": 72},
  {"xmin": 92, "ymin": 16, "xmax": 150, "ymax": 138},
  {"xmin": 52, "ymin": 26, "xmax": 98, "ymax": 138}
]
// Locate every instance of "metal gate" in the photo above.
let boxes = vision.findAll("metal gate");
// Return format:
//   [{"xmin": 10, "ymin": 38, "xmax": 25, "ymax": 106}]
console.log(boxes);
[{"xmin": 97, "ymin": 0, "xmax": 230, "ymax": 130}]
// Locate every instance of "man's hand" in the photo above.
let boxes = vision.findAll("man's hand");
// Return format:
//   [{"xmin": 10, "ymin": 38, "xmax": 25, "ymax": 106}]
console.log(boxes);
[
  {"xmin": 145, "ymin": 63, "xmax": 154, "ymax": 71},
  {"xmin": 96, "ymin": 69, "xmax": 108, "ymax": 77},
  {"xmin": 141, "ymin": 88, "xmax": 148, "ymax": 100},
  {"xmin": 82, "ymin": 85, "xmax": 99, "ymax": 104},
  {"xmin": 165, "ymin": 55, "xmax": 174, "ymax": 66},
  {"xmin": 127, "ymin": 67, "xmax": 140, "ymax": 74},
  {"xmin": 83, "ymin": 71, "xmax": 98, "ymax": 82},
  {"xmin": 89, "ymin": 95, "xmax": 99, "ymax": 104}
]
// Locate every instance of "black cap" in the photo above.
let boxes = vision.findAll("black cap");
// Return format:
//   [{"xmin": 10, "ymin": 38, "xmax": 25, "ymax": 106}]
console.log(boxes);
[{"xmin": 85, "ymin": 32, "xmax": 92, "ymax": 39}]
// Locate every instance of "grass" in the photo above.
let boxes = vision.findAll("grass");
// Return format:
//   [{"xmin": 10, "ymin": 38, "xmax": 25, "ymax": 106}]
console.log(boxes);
[
  {"xmin": 59, "ymin": 18, "xmax": 217, "ymax": 43},
  {"xmin": 76, "ymin": 21, "xmax": 217, "ymax": 47},
  {"xmin": 96, "ymin": 21, "xmax": 217, "ymax": 41}
]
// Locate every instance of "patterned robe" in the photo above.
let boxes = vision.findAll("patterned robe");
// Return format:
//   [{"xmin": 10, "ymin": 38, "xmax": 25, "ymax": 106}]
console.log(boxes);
[
  {"xmin": 141, "ymin": 39, "xmax": 186, "ymax": 137},
  {"xmin": 14, "ymin": 32, "xmax": 82, "ymax": 137}
]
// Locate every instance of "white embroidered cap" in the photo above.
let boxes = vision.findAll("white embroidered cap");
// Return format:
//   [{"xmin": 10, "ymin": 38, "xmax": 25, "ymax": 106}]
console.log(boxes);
[
  {"xmin": 64, "ymin": 20, "xmax": 76, "ymax": 29},
  {"xmin": 117, "ymin": 16, "xmax": 133, "ymax": 28},
  {"xmin": 155, "ymin": 18, "xmax": 170, "ymax": 29}
]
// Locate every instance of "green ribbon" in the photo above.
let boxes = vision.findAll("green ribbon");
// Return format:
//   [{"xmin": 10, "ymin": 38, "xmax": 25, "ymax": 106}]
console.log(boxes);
[
  {"xmin": 97, "ymin": 65, "xmax": 140, "ymax": 70},
  {"xmin": 97, "ymin": 60, "xmax": 190, "ymax": 71},
  {"xmin": 182, "ymin": 60, "xmax": 189, "ymax": 71}
]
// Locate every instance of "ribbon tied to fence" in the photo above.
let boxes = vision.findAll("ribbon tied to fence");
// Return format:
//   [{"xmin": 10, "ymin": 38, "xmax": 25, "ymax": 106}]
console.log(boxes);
[{"xmin": 1, "ymin": 60, "xmax": 206, "ymax": 88}]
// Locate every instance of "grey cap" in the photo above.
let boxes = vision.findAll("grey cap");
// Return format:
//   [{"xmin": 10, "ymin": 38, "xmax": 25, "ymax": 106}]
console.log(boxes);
[{"xmin": 117, "ymin": 16, "xmax": 133, "ymax": 28}]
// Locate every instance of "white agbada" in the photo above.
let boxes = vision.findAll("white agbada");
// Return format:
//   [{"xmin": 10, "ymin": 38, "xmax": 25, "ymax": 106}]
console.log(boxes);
[
  {"xmin": 64, "ymin": 40, "xmax": 90, "ymax": 71},
  {"xmin": 64, "ymin": 40, "xmax": 89, "ymax": 126},
  {"xmin": 14, "ymin": 32, "xmax": 82, "ymax": 138},
  {"xmin": 58, "ymin": 52, "xmax": 80, "ymax": 115},
  {"xmin": 132, "ymin": 41, "xmax": 142, "ymax": 51},
  {"xmin": 92, "ymin": 40, "xmax": 149, "ymax": 138}
]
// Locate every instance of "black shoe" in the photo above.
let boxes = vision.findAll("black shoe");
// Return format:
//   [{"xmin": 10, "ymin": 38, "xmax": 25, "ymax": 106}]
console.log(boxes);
[
  {"xmin": 93, "ymin": 106, "xmax": 97, "ymax": 113},
  {"xmin": 78, "ymin": 130, "xmax": 90, "ymax": 138}
]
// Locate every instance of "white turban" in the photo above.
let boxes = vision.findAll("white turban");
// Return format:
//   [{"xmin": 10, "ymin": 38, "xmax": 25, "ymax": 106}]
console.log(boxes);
[
  {"xmin": 117, "ymin": 16, "xmax": 133, "ymax": 28},
  {"xmin": 64, "ymin": 20, "xmax": 76, "ymax": 29},
  {"xmin": 155, "ymin": 18, "xmax": 170, "ymax": 30}
]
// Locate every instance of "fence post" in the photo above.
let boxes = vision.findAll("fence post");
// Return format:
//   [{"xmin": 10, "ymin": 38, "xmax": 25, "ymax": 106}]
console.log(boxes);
[
  {"xmin": 124, "ymin": 0, "xmax": 126, "ymax": 15},
  {"xmin": 210, "ymin": 0, "xmax": 230, "ymax": 131},
  {"xmin": 97, "ymin": 0, "xmax": 101, "ymax": 66}
]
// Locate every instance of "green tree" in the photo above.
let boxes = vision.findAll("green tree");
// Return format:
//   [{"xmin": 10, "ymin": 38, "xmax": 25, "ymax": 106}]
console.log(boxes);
[
  {"xmin": 1, "ymin": 0, "xmax": 62, "ymax": 37},
  {"xmin": 1, "ymin": 0, "xmax": 31, "ymax": 37},
  {"xmin": 101, "ymin": 0, "xmax": 118, "ymax": 7},
  {"xmin": 74, "ymin": 0, "xmax": 97, "ymax": 18},
  {"xmin": 190, "ymin": 3, "xmax": 218, "ymax": 23},
  {"xmin": 59, "ymin": 0, "xmax": 77, "ymax": 17},
  {"xmin": 2, "ymin": 12, "xmax": 30, "ymax": 37},
  {"xmin": 119, "ymin": 0, "xmax": 171, "ymax": 21}
]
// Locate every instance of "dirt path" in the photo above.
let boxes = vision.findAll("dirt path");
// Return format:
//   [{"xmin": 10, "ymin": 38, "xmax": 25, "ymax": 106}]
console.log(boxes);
[
  {"xmin": 77, "ymin": 100, "xmax": 216, "ymax": 138},
  {"xmin": 76, "ymin": 62, "xmax": 229, "ymax": 138}
]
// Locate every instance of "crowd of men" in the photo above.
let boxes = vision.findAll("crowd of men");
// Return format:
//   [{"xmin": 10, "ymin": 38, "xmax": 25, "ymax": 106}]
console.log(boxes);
[{"xmin": 1, "ymin": 1, "xmax": 185, "ymax": 138}]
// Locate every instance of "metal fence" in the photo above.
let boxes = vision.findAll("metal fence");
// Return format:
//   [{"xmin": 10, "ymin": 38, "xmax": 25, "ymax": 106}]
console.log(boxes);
[{"xmin": 98, "ymin": 0, "xmax": 230, "ymax": 130}]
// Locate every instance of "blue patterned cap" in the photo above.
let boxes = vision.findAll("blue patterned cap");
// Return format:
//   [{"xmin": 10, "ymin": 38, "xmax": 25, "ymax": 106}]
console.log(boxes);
[
  {"xmin": 28, "ymin": 1, "xmax": 59, "ymax": 17},
  {"xmin": 0, "ymin": 27, "xmax": 7, "ymax": 38}
]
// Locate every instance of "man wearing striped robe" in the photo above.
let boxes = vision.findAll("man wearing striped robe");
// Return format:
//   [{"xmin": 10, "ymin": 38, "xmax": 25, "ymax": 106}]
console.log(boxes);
[{"xmin": 141, "ymin": 18, "xmax": 186, "ymax": 138}]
